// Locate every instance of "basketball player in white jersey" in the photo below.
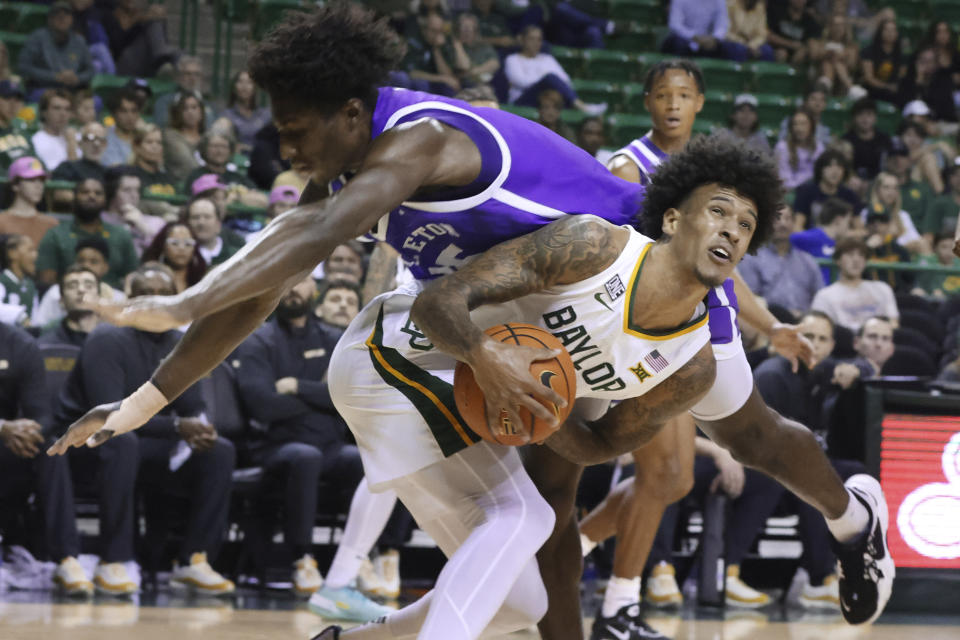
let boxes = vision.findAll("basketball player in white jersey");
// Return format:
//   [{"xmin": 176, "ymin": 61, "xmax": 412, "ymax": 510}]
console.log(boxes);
[
  {"xmin": 307, "ymin": 136, "xmax": 783, "ymax": 640},
  {"xmin": 549, "ymin": 60, "xmax": 894, "ymax": 640}
]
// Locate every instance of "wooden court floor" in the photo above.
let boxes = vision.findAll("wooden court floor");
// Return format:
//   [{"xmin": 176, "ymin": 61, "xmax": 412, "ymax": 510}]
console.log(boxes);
[{"xmin": 1, "ymin": 601, "xmax": 958, "ymax": 640}]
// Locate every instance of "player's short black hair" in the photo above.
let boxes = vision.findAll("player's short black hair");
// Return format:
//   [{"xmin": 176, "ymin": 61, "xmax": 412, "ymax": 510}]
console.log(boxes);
[
  {"xmin": 639, "ymin": 135, "xmax": 782, "ymax": 254},
  {"xmin": 643, "ymin": 60, "xmax": 705, "ymax": 95},
  {"xmin": 248, "ymin": 2, "xmax": 402, "ymax": 114}
]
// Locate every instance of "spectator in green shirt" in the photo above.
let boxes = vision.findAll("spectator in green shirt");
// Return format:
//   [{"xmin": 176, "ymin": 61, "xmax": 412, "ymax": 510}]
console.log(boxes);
[
  {"xmin": 0, "ymin": 80, "xmax": 33, "ymax": 173},
  {"xmin": 926, "ymin": 164, "xmax": 960, "ymax": 243},
  {"xmin": 885, "ymin": 138, "xmax": 933, "ymax": 241},
  {"xmin": 913, "ymin": 232, "xmax": 960, "ymax": 299},
  {"xmin": 449, "ymin": 14, "xmax": 501, "ymax": 87},
  {"xmin": 0, "ymin": 233, "xmax": 38, "ymax": 325},
  {"xmin": 35, "ymin": 177, "xmax": 138, "ymax": 290}
]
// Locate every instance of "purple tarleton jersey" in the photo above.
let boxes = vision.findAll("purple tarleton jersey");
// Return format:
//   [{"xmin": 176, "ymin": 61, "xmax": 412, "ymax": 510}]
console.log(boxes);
[
  {"xmin": 330, "ymin": 87, "xmax": 644, "ymax": 281},
  {"xmin": 614, "ymin": 135, "xmax": 741, "ymax": 346}
]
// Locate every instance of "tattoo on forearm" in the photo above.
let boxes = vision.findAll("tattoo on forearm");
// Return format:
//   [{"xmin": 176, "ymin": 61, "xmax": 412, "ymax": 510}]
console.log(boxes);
[{"xmin": 413, "ymin": 217, "xmax": 620, "ymax": 358}]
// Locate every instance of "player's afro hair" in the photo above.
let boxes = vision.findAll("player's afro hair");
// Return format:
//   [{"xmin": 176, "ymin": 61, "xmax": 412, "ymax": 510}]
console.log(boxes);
[
  {"xmin": 639, "ymin": 135, "xmax": 783, "ymax": 254},
  {"xmin": 248, "ymin": 2, "xmax": 401, "ymax": 113}
]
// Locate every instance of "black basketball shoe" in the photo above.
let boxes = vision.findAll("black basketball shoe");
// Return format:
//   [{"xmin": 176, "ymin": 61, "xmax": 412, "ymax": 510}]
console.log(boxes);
[{"xmin": 589, "ymin": 603, "xmax": 670, "ymax": 640}]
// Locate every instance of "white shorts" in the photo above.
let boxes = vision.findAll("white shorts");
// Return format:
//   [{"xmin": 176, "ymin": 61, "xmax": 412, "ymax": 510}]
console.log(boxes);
[
  {"xmin": 329, "ymin": 285, "xmax": 520, "ymax": 490},
  {"xmin": 688, "ymin": 338, "xmax": 753, "ymax": 422}
]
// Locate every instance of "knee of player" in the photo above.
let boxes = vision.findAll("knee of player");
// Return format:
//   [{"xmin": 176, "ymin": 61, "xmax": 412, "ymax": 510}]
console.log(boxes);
[{"xmin": 635, "ymin": 455, "xmax": 693, "ymax": 502}]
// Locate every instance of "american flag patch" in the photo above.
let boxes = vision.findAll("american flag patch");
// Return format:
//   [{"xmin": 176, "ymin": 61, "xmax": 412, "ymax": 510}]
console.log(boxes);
[{"xmin": 643, "ymin": 350, "xmax": 669, "ymax": 372}]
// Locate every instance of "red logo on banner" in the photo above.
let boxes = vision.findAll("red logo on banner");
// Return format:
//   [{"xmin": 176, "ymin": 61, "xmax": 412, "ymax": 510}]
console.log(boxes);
[{"xmin": 880, "ymin": 414, "xmax": 960, "ymax": 569}]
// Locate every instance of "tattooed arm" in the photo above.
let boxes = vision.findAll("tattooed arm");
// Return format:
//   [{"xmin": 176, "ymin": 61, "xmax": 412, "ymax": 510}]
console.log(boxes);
[
  {"xmin": 411, "ymin": 215, "xmax": 629, "ymax": 436},
  {"xmin": 545, "ymin": 343, "xmax": 716, "ymax": 465}
]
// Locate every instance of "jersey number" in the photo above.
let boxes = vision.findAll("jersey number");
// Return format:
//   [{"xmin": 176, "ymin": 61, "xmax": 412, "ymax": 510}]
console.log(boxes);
[{"xmin": 428, "ymin": 243, "xmax": 468, "ymax": 276}]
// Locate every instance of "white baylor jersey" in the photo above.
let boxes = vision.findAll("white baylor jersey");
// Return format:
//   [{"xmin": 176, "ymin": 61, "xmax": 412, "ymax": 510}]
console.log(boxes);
[
  {"xmin": 510, "ymin": 222, "xmax": 710, "ymax": 402},
  {"xmin": 330, "ymin": 219, "xmax": 710, "ymax": 487}
]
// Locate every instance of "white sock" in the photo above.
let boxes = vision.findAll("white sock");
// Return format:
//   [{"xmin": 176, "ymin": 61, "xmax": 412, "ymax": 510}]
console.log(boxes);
[
  {"xmin": 580, "ymin": 533, "xmax": 597, "ymax": 557},
  {"xmin": 825, "ymin": 488, "xmax": 871, "ymax": 543},
  {"xmin": 601, "ymin": 576, "xmax": 640, "ymax": 618},
  {"xmin": 324, "ymin": 544, "xmax": 367, "ymax": 590}
]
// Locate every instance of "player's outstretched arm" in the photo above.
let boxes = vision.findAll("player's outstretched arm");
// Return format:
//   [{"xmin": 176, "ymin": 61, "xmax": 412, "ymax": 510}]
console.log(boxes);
[
  {"xmin": 412, "ymin": 215, "xmax": 628, "ymax": 437},
  {"xmin": 49, "ymin": 122, "xmax": 472, "ymax": 454},
  {"xmin": 732, "ymin": 271, "xmax": 813, "ymax": 372},
  {"xmin": 545, "ymin": 343, "xmax": 716, "ymax": 465}
]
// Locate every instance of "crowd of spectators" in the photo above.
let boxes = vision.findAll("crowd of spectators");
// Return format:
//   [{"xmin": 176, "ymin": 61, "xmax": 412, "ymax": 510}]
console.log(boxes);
[{"xmin": 0, "ymin": 0, "xmax": 958, "ymax": 615}]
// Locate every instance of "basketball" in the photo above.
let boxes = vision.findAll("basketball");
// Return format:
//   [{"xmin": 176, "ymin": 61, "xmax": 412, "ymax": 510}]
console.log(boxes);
[{"xmin": 453, "ymin": 323, "xmax": 577, "ymax": 446}]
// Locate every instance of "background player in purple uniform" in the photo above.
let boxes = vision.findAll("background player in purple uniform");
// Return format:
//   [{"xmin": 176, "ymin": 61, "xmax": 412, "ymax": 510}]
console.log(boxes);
[{"xmin": 46, "ymin": 6, "xmax": 892, "ymax": 638}]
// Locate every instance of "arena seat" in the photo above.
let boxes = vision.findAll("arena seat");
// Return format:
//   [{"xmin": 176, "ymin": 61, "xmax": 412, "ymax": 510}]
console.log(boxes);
[
  {"xmin": 694, "ymin": 58, "xmax": 747, "ymax": 93},
  {"xmin": 882, "ymin": 345, "xmax": 937, "ymax": 376},
  {"xmin": 581, "ymin": 48, "xmax": 637, "ymax": 83},
  {"xmin": 749, "ymin": 62, "xmax": 803, "ymax": 95}
]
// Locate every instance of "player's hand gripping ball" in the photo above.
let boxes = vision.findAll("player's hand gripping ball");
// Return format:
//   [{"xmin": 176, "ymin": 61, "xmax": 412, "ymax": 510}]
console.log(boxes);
[{"xmin": 454, "ymin": 323, "xmax": 577, "ymax": 445}]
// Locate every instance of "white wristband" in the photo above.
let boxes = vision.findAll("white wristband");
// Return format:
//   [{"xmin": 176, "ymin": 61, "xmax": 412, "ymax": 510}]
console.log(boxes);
[{"xmin": 95, "ymin": 381, "xmax": 169, "ymax": 440}]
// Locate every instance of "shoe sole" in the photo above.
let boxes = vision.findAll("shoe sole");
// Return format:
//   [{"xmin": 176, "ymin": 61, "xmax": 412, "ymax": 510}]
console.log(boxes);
[
  {"xmin": 646, "ymin": 594, "xmax": 682, "ymax": 609},
  {"xmin": 725, "ymin": 596, "xmax": 771, "ymax": 609},
  {"xmin": 845, "ymin": 474, "xmax": 895, "ymax": 625},
  {"xmin": 170, "ymin": 579, "xmax": 236, "ymax": 597},
  {"xmin": 799, "ymin": 595, "xmax": 840, "ymax": 610}
]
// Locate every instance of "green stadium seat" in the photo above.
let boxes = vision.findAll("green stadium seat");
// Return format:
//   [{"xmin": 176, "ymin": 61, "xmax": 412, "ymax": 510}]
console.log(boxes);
[
  {"xmin": 551, "ymin": 46, "xmax": 584, "ymax": 77},
  {"xmin": 700, "ymin": 90, "xmax": 733, "ymax": 123},
  {"xmin": 620, "ymin": 82, "xmax": 647, "ymax": 113},
  {"xmin": 898, "ymin": 18, "xmax": 926, "ymax": 50},
  {"xmin": 749, "ymin": 62, "xmax": 802, "ymax": 95},
  {"xmin": 876, "ymin": 101, "xmax": 901, "ymax": 134},
  {"xmin": 605, "ymin": 24, "xmax": 667, "ymax": 53},
  {"xmin": 605, "ymin": 112, "xmax": 651, "ymax": 147},
  {"xmin": 571, "ymin": 79, "xmax": 622, "ymax": 110},
  {"xmin": 581, "ymin": 49, "xmax": 638, "ymax": 83},
  {"xmin": 501, "ymin": 104, "xmax": 538, "ymax": 121},
  {"xmin": 0, "ymin": 32, "xmax": 28, "ymax": 64},
  {"xmin": 604, "ymin": 0, "xmax": 663, "ymax": 23},
  {"xmin": 887, "ymin": 0, "xmax": 929, "ymax": 21},
  {"xmin": 754, "ymin": 93, "xmax": 796, "ymax": 130},
  {"xmin": 930, "ymin": 0, "xmax": 960, "ymax": 24},
  {"xmin": 15, "ymin": 3, "xmax": 49, "ymax": 33},
  {"xmin": 560, "ymin": 109, "xmax": 588, "ymax": 127},
  {"xmin": 692, "ymin": 119, "xmax": 717, "ymax": 135},
  {"xmin": 695, "ymin": 58, "xmax": 747, "ymax": 93},
  {"xmin": 0, "ymin": 3, "xmax": 26, "ymax": 28},
  {"xmin": 820, "ymin": 99, "xmax": 851, "ymax": 135}
]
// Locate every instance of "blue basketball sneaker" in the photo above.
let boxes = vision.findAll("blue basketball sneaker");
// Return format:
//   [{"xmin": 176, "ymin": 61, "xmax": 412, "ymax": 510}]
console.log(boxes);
[{"xmin": 308, "ymin": 584, "xmax": 393, "ymax": 622}]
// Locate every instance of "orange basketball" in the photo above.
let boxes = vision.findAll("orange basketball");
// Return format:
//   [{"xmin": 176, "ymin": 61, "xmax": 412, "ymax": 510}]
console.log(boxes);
[{"xmin": 454, "ymin": 323, "xmax": 577, "ymax": 446}]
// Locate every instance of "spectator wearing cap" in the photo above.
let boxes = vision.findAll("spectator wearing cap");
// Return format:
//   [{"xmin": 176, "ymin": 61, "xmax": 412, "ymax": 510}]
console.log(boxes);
[
  {"xmin": 52, "ymin": 121, "xmax": 107, "ymax": 184},
  {"xmin": 152, "ymin": 57, "xmax": 214, "ymax": 131},
  {"xmin": 102, "ymin": 89, "xmax": 143, "ymax": 168},
  {"xmin": 718, "ymin": 93, "xmax": 771, "ymax": 154},
  {"xmin": 100, "ymin": 166, "xmax": 165, "ymax": 255},
  {"xmin": 268, "ymin": 185, "xmax": 299, "ymax": 220},
  {"xmin": 101, "ymin": 0, "xmax": 179, "ymax": 77},
  {"xmin": 898, "ymin": 46, "xmax": 957, "ymax": 125},
  {"xmin": 791, "ymin": 197, "xmax": 854, "ymax": 283},
  {"xmin": 183, "ymin": 196, "xmax": 240, "ymax": 267},
  {"xmin": 31, "ymin": 89, "xmax": 78, "ymax": 173},
  {"xmin": 793, "ymin": 149, "xmax": 862, "ymax": 230},
  {"xmin": 18, "ymin": 1, "xmax": 93, "ymax": 97},
  {"xmin": 36, "ymin": 178, "xmax": 138, "ymax": 289},
  {"xmin": 0, "ymin": 233, "xmax": 39, "ymax": 325},
  {"xmin": 217, "ymin": 71, "xmax": 271, "ymax": 154},
  {"xmin": 37, "ymin": 264, "xmax": 100, "ymax": 346},
  {"xmin": 738, "ymin": 204, "xmax": 823, "ymax": 316},
  {"xmin": 33, "ymin": 237, "xmax": 125, "ymax": 328},
  {"xmin": 862, "ymin": 208, "xmax": 914, "ymax": 292},
  {"xmin": 841, "ymin": 98, "xmax": 892, "ymax": 182},
  {"xmin": 0, "ymin": 80, "xmax": 33, "ymax": 172},
  {"xmin": 140, "ymin": 221, "xmax": 206, "ymax": 293},
  {"xmin": 162, "ymin": 93, "xmax": 204, "ymax": 185},
  {"xmin": 725, "ymin": 0, "xmax": 774, "ymax": 62},
  {"xmin": 811, "ymin": 237, "xmax": 899, "ymax": 332},
  {"xmin": 884, "ymin": 135, "xmax": 935, "ymax": 237},
  {"xmin": 0, "ymin": 157, "xmax": 59, "ymax": 246},
  {"xmin": 927, "ymin": 164, "xmax": 960, "ymax": 241},
  {"xmin": 182, "ymin": 132, "xmax": 266, "ymax": 207}
]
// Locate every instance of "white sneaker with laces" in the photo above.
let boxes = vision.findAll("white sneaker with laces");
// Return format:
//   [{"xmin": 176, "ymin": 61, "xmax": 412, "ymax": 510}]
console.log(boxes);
[
  {"xmin": 356, "ymin": 557, "xmax": 386, "ymax": 598},
  {"xmin": 374, "ymin": 550, "xmax": 400, "ymax": 599},
  {"xmin": 646, "ymin": 562, "xmax": 682, "ymax": 608},
  {"xmin": 725, "ymin": 565, "xmax": 771, "ymax": 608},
  {"xmin": 170, "ymin": 552, "xmax": 235, "ymax": 596},
  {"xmin": 94, "ymin": 562, "xmax": 138, "ymax": 596},
  {"xmin": 799, "ymin": 574, "xmax": 840, "ymax": 609},
  {"xmin": 53, "ymin": 556, "xmax": 93, "ymax": 596},
  {"xmin": 293, "ymin": 554, "xmax": 323, "ymax": 597}
]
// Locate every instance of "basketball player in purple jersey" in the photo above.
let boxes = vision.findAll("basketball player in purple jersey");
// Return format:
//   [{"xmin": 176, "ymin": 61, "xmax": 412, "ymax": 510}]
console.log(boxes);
[
  {"xmin": 538, "ymin": 60, "xmax": 893, "ymax": 640},
  {"xmin": 47, "ymin": 7, "xmax": 891, "ymax": 636}
]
